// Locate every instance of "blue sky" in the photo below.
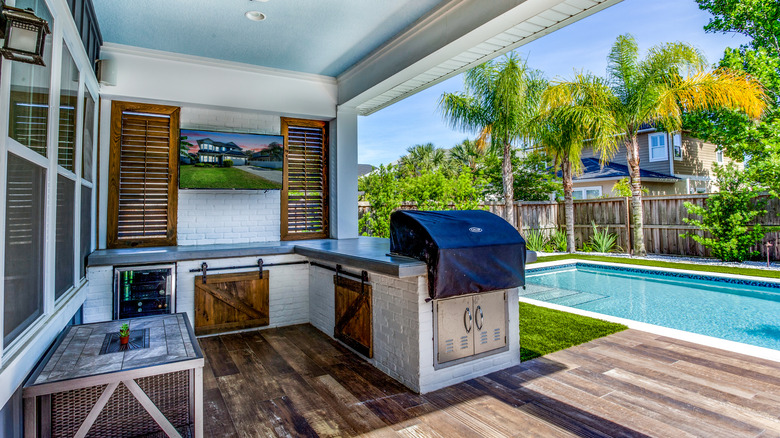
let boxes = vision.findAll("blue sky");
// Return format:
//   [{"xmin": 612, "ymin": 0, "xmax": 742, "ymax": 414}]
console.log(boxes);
[{"xmin": 357, "ymin": 0, "xmax": 751, "ymax": 167}]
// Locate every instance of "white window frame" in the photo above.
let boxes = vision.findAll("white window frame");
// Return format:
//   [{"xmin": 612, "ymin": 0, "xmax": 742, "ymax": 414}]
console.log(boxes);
[
  {"xmin": 672, "ymin": 133, "xmax": 683, "ymax": 161},
  {"xmin": 572, "ymin": 186, "xmax": 602, "ymax": 200},
  {"xmin": 649, "ymin": 132, "xmax": 669, "ymax": 162},
  {"xmin": 0, "ymin": 0, "xmax": 100, "ymax": 366},
  {"xmin": 716, "ymin": 149, "xmax": 724, "ymax": 164}
]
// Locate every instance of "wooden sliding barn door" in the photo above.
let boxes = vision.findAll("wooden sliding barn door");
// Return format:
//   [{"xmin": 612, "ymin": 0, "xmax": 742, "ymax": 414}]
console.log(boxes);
[
  {"xmin": 334, "ymin": 275, "xmax": 372, "ymax": 357},
  {"xmin": 194, "ymin": 271, "xmax": 269, "ymax": 335}
]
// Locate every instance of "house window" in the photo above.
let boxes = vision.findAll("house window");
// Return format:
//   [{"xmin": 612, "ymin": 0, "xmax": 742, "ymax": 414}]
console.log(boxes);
[
  {"xmin": 649, "ymin": 133, "xmax": 668, "ymax": 162},
  {"xmin": 572, "ymin": 186, "xmax": 602, "ymax": 200},
  {"xmin": 54, "ymin": 176, "xmax": 75, "ymax": 299},
  {"xmin": 58, "ymin": 44, "xmax": 79, "ymax": 172},
  {"xmin": 672, "ymin": 133, "xmax": 682, "ymax": 161},
  {"xmin": 107, "ymin": 101, "xmax": 180, "ymax": 248},
  {"xmin": 4, "ymin": 154, "xmax": 46, "ymax": 346},
  {"xmin": 7, "ymin": 0, "xmax": 54, "ymax": 157},
  {"xmin": 716, "ymin": 149, "xmax": 724, "ymax": 163},
  {"xmin": 281, "ymin": 118, "xmax": 329, "ymax": 240}
]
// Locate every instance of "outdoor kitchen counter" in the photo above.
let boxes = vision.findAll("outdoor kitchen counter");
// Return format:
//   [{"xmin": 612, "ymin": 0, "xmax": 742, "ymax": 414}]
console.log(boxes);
[{"xmin": 87, "ymin": 237, "xmax": 427, "ymax": 278}]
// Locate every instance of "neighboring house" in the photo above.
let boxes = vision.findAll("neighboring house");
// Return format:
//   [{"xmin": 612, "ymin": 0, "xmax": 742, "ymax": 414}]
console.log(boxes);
[
  {"xmin": 196, "ymin": 138, "xmax": 247, "ymax": 165},
  {"xmin": 358, "ymin": 164, "xmax": 375, "ymax": 178},
  {"xmin": 575, "ymin": 129, "xmax": 734, "ymax": 198}
]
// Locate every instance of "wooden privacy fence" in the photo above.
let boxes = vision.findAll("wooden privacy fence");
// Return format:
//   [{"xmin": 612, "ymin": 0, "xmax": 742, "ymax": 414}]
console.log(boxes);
[{"xmin": 358, "ymin": 194, "xmax": 780, "ymax": 259}]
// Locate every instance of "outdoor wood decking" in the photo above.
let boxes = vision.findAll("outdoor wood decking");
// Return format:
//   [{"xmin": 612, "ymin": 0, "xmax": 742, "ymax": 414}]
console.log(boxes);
[{"xmin": 200, "ymin": 324, "xmax": 780, "ymax": 437}]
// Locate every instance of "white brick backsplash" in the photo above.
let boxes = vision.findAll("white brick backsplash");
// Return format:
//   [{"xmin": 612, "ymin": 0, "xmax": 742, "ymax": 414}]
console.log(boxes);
[
  {"xmin": 177, "ymin": 106, "xmax": 282, "ymax": 246},
  {"xmin": 84, "ymin": 266, "xmax": 114, "ymax": 323},
  {"xmin": 177, "ymin": 190, "xmax": 281, "ymax": 245},
  {"xmin": 180, "ymin": 107, "xmax": 279, "ymax": 134}
]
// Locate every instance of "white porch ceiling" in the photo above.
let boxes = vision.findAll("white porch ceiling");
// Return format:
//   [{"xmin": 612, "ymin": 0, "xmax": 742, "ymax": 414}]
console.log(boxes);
[{"xmin": 346, "ymin": 0, "xmax": 624, "ymax": 116}]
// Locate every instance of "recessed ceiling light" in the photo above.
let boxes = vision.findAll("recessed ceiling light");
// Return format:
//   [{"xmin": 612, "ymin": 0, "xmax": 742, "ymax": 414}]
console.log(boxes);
[
  {"xmin": 250, "ymin": 0, "xmax": 270, "ymax": 2},
  {"xmin": 245, "ymin": 11, "xmax": 266, "ymax": 21}
]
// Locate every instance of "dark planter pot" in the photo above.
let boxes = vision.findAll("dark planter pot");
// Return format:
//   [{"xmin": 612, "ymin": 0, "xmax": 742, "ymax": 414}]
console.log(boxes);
[{"xmin": 120, "ymin": 335, "xmax": 130, "ymax": 345}]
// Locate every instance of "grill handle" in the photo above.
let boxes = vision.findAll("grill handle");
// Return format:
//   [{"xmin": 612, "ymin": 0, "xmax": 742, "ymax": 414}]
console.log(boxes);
[
  {"xmin": 464, "ymin": 307, "xmax": 472, "ymax": 333},
  {"xmin": 475, "ymin": 305, "xmax": 484, "ymax": 331}
]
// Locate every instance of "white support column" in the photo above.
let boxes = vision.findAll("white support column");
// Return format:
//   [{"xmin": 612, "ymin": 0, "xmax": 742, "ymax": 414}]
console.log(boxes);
[{"xmin": 329, "ymin": 106, "xmax": 359, "ymax": 239}]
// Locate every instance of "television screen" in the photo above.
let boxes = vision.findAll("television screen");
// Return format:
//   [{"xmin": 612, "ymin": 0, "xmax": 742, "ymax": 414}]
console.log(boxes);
[{"xmin": 179, "ymin": 129, "xmax": 284, "ymax": 190}]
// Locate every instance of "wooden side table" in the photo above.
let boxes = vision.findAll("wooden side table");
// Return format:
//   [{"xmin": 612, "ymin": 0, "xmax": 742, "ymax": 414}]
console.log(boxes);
[{"xmin": 23, "ymin": 314, "xmax": 203, "ymax": 438}]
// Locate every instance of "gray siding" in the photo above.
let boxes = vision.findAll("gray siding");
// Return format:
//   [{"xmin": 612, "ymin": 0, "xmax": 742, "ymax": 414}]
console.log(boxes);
[{"xmin": 672, "ymin": 134, "xmax": 739, "ymax": 177}]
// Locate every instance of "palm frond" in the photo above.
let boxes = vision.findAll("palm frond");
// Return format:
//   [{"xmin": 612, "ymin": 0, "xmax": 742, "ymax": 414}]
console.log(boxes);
[{"xmin": 607, "ymin": 34, "xmax": 640, "ymax": 105}]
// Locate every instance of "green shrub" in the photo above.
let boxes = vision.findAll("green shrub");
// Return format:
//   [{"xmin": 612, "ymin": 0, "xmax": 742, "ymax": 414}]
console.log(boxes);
[
  {"xmin": 524, "ymin": 229, "xmax": 547, "ymax": 252},
  {"xmin": 551, "ymin": 230, "xmax": 567, "ymax": 252},
  {"xmin": 611, "ymin": 178, "xmax": 648, "ymax": 197},
  {"xmin": 358, "ymin": 165, "xmax": 488, "ymax": 237},
  {"xmin": 589, "ymin": 222, "xmax": 618, "ymax": 253},
  {"xmin": 223, "ymin": 159, "xmax": 234, "ymax": 168},
  {"xmin": 683, "ymin": 164, "xmax": 769, "ymax": 262}
]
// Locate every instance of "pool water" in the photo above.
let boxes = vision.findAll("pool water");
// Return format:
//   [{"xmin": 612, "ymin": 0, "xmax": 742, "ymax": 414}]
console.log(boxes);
[{"xmin": 523, "ymin": 263, "xmax": 780, "ymax": 351}]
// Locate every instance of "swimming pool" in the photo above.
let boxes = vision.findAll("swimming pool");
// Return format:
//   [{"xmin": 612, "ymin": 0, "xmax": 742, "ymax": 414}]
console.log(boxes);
[{"xmin": 523, "ymin": 262, "xmax": 780, "ymax": 351}]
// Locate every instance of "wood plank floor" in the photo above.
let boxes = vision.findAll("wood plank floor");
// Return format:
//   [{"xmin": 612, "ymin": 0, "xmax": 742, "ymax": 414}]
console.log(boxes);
[{"xmin": 200, "ymin": 324, "xmax": 780, "ymax": 437}]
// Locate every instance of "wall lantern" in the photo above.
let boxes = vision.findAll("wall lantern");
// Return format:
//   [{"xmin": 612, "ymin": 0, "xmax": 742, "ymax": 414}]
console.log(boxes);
[{"xmin": 0, "ymin": 2, "xmax": 51, "ymax": 66}]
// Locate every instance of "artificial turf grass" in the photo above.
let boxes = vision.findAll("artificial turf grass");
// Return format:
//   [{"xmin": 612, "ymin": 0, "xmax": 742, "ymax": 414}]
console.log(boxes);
[
  {"xmin": 519, "ymin": 301, "xmax": 627, "ymax": 361},
  {"xmin": 179, "ymin": 165, "xmax": 282, "ymax": 189},
  {"xmin": 531, "ymin": 254, "xmax": 780, "ymax": 280}
]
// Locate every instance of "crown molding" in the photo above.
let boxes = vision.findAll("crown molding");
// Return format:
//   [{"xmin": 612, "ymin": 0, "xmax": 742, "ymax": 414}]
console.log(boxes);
[{"xmin": 100, "ymin": 42, "xmax": 337, "ymax": 86}]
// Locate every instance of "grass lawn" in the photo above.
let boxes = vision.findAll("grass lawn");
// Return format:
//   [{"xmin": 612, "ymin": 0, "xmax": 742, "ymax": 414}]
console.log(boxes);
[
  {"xmin": 519, "ymin": 301, "xmax": 627, "ymax": 361},
  {"xmin": 180, "ymin": 165, "xmax": 282, "ymax": 190},
  {"xmin": 532, "ymin": 254, "xmax": 780, "ymax": 280}
]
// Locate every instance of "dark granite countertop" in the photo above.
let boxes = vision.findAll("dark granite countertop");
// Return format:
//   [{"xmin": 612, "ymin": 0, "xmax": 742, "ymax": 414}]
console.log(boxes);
[
  {"xmin": 27, "ymin": 314, "xmax": 202, "ymax": 388},
  {"xmin": 88, "ymin": 237, "xmax": 428, "ymax": 278}
]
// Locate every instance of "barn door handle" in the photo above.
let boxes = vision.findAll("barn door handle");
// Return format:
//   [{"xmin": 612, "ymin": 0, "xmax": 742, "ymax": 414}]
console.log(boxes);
[
  {"xmin": 464, "ymin": 307, "xmax": 472, "ymax": 334},
  {"xmin": 475, "ymin": 305, "xmax": 484, "ymax": 331}
]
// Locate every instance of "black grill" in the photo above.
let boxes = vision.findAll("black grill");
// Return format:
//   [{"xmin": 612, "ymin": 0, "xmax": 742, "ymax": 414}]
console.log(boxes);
[{"xmin": 390, "ymin": 210, "xmax": 527, "ymax": 299}]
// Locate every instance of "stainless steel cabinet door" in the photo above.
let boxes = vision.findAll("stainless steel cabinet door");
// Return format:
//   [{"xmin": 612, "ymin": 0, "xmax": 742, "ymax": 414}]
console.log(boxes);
[
  {"xmin": 436, "ymin": 296, "xmax": 474, "ymax": 363},
  {"xmin": 473, "ymin": 291, "xmax": 507, "ymax": 355}
]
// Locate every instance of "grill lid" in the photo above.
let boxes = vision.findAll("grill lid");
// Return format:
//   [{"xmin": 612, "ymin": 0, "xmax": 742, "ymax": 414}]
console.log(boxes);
[{"xmin": 390, "ymin": 210, "xmax": 526, "ymax": 299}]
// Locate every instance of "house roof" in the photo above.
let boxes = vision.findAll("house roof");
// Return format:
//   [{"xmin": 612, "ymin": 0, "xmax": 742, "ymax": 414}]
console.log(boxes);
[
  {"xmin": 358, "ymin": 164, "xmax": 375, "ymax": 177},
  {"xmin": 562, "ymin": 158, "xmax": 679, "ymax": 182}
]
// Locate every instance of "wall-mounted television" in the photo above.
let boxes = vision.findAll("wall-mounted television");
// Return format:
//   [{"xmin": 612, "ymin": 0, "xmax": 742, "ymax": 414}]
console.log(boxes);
[{"xmin": 179, "ymin": 129, "xmax": 284, "ymax": 190}]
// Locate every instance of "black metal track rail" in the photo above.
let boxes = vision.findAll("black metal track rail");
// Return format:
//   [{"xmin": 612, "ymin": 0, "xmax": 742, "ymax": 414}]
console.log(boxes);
[{"xmin": 189, "ymin": 258, "xmax": 309, "ymax": 284}]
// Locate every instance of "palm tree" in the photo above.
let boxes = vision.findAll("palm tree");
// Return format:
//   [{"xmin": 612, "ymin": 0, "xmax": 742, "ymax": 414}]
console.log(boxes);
[
  {"xmin": 535, "ymin": 74, "xmax": 619, "ymax": 252},
  {"xmin": 440, "ymin": 53, "xmax": 546, "ymax": 227},
  {"xmin": 545, "ymin": 34, "xmax": 766, "ymax": 255},
  {"xmin": 449, "ymin": 139, "xmax": 482, "ymax": 171},
  {"xmin": 398, "ymin": 143, "xmax": 447, "ymax": 177}
]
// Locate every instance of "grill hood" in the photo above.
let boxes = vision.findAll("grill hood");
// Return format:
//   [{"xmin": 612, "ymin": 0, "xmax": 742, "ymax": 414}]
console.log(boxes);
[{"xmin": 389, "ymin": 210, "xmax": 526, "ymax": 300}]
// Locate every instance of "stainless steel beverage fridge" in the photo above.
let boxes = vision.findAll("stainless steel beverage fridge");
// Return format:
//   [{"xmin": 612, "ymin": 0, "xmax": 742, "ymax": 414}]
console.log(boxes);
[{"xmin": 114, "ymin": 264, "xmax": 176, "ymax": 319}]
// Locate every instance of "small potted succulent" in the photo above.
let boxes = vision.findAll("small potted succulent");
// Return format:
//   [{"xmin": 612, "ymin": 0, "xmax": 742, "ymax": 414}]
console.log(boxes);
[{"xmin": 119, "ymin": 323, "xmax": 130, "ymax": 345}]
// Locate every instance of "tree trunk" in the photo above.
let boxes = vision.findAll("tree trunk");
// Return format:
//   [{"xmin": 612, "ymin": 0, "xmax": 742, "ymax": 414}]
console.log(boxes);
[
  {"xmin": 502, "ymin": 141, "xmax": 515, "ymax": 228},
  {"xmin": 626, "ymin": 135, "xmax": 647, "ymax": 256},
  {"xmin": 562, "ymin": 157, "xmax": 575, "ymax": 253}
]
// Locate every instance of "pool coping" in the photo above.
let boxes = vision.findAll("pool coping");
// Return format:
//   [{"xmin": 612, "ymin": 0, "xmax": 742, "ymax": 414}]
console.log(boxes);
[{"xmin": 523, "ymin": 259, "xmax": 780, "ymax": 363}]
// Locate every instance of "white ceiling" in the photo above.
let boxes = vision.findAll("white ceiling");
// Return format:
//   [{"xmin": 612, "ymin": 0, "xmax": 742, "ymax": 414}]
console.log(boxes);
[{"xmin": 92, "ymin": 0, "xmax": 442, "ymax": 77}]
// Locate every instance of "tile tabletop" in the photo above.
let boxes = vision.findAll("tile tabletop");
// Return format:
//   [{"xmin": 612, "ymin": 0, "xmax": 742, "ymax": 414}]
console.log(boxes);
[{"xmin": 29, "ymin": 314, "xmax": 201, "ymax": 386}]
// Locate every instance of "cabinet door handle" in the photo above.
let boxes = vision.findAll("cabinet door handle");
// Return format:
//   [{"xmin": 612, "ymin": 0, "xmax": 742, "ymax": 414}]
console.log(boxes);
[
  {"xmin": 475, "ymin": 305, "xmax": 484, "ymax": 331},
  {"xmin": 464, "ymin": 307, "xmax": 472, "ymax": 333}
]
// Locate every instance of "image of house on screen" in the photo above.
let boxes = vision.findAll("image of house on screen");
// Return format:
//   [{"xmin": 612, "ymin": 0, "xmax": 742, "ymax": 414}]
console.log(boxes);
[{"xmin": 196, "ymin": 138, "xmax": 247, "ymax": 166}]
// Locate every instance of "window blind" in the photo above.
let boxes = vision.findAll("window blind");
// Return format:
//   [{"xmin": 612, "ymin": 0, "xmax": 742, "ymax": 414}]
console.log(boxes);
[
  {"xmin": 107, "ymin": 102, "xmax": 179, "ymax": 248},
  {"xmin": 281, "ymin": 118, "xmax": 329, "ymax": 240}
]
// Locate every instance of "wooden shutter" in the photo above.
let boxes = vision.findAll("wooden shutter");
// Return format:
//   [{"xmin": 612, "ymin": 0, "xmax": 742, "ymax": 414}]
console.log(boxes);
[
  {"xmin": 281, "ymin": 118, "xmax": 329, "ymax": 240},
  {"xmin": 107, "ymin": 101, "xmax": 180, "ymax": 248}
]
